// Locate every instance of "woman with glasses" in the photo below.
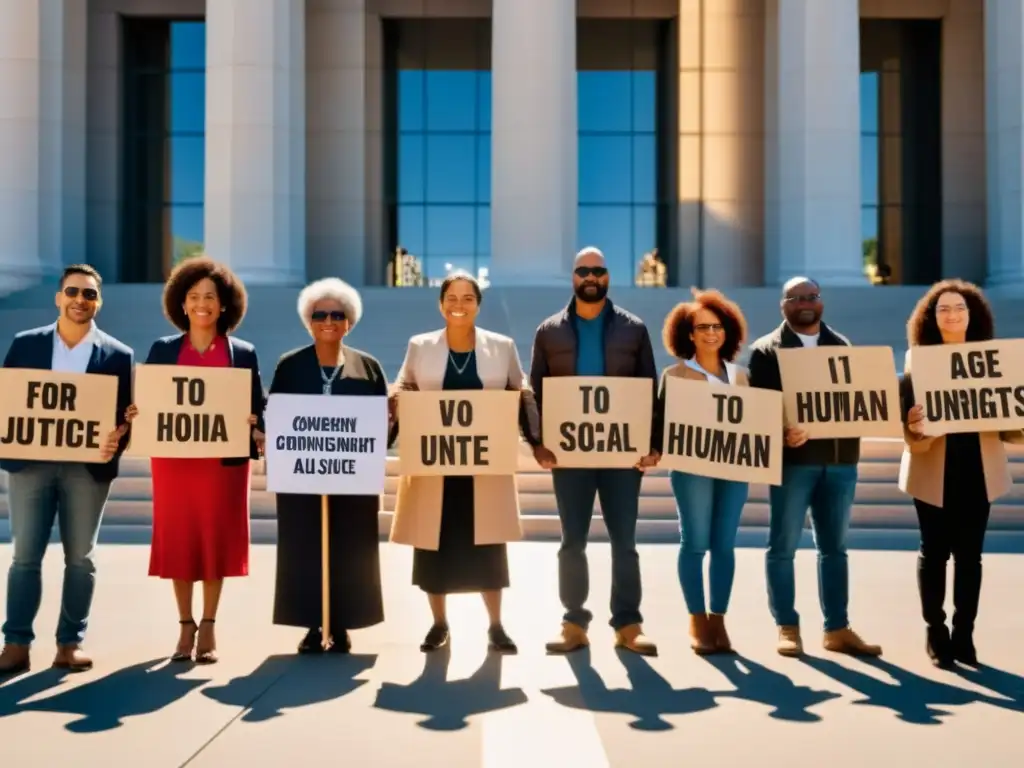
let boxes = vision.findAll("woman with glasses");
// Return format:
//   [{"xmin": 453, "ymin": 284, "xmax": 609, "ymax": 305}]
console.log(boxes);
[
  {"xmin": 656, "ymin": 288, "xmax": 750, "ymax": 654},
  {"xmin": 268, "ymin": 278, "xmax": 393, "ymax": 654},
  {"xmin": 901, "ymin": 279, "xmax": 1023, "ymax": 668}
]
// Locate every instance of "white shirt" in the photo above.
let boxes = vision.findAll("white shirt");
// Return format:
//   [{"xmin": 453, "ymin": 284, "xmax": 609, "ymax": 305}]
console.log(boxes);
[
  {"xmin": 51, "ymin": 322, "xmax": 97, "ymax": 373},
  {"xmin": 795, "ymin": 332, "xmax": 820, "ymax": 348},
  {"xmin": 684, "ymin": 358, "xmax": 738, "ymax": 386}
]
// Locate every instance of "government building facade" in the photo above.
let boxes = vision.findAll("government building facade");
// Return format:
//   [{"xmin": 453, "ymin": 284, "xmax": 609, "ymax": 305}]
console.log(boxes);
[{"xmin": 0, "ymin": 0, "xmax": 1016, "ymax": 290}]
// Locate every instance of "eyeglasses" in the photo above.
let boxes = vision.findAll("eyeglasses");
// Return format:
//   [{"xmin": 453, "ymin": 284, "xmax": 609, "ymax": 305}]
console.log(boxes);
[
  {"xmin": 311, "ymin": 310, "xmax": 346, "ymax": 322},
  {"xmin": 64, "ymin": 286, "xmax": 99, "ymax": 301},
  {"xmin": 936, "ymin": 304, "xmax": 967, "ymax": 314},
  {"xmin": 694, "ymin": 323, "xmax": 723, "ymax": 333},
  {"xmin": 783, "ymin": 293, "xmax": 821, "ymax": 304},
  {"xmin": 574, "ymin": 266, "xmax": 608, "ymax": 279}
]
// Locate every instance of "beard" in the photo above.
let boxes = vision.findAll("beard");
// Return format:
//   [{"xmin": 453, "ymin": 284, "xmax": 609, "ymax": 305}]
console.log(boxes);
[{"xmin": 574, "ymin": 282, "xmax": 608, "ymax": 303}]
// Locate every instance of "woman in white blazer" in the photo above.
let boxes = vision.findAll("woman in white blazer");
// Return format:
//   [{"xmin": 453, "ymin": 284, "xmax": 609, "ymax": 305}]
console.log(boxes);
[{"xmin": 390, "ymin": 272, "xmax": 539, "ymax": 654}]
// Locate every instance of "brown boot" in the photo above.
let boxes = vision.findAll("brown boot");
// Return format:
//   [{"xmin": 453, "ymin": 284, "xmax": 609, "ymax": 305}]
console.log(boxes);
[
  {"xmin": 545, "ymin": 622, "xmax": 589, "ymax": 654},
  {"xmin": 777, "ymin": 625, "xmax": 803, "ymax": 657},
  {"xmin": 708, "ymin": 613, "xmax": 733, "ymax": 653},
  {"xmin": 0, "ymin": 644, "xmax": 30, "ymax": 675},
  {"xmin": 823, "ymin": 627, "xmax": 882, "ymax": 657},
  {"xmin": 614, "ymin": 623, "xmax": 658, "ymax": 656},
  {"xmin": 689, "ymin": 614, "xmax": 715, "ymax": 655},
  {"xmin": 52, "ymin": 644, "xmax": 93, "ymax": 672}
]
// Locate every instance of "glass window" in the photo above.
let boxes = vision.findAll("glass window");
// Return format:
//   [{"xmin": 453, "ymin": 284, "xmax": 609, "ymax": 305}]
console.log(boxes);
[
  {"xmin": 167, "ymin": 73, "xmax": 206, "ymax": 133},
  {"xmin": 578, "ymin": 72, "xmax": 632, "ymax": 133},
  {"xmin": 169, "ymin": 21, "xmax": 205, "ymax": 70},
  {"xmin": 579, "ymin": 135, "xmax": 632, "ymax": 205},
  {"xmin": 169, "ymin": 205, "xmax": 205, "ymax": 265},
  {"xmin": 577, "ymin": 206, "xmax": 633, "ymax": 277},
  {"xmin": 385, "ymin": 19, "xmax": 491, "ymax": 283},
  {"xmin": 168, "ymin": 135, "xmax": 205, "ymax": 205}
]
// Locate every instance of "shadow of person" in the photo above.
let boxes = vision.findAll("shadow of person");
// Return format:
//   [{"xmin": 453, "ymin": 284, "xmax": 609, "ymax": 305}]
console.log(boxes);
[
  {"xmin": 0, "ymin": 668, "xmax": 70, "ymax": 717},
  {"xmin": 800, "ymin": 655, "xmax": 1018, "ymax": 725},
  {"xmin": 703, "ymin": 654, "xmax": 841, "ymax": 722},
  {"xmin": 373, "ymin": 648, "xmax": 527, "ymax": 731},
  {"xmin": 956, "ymin": 665, "xmax": 1024, "ymax": 712},
  {"xmin": 541, "ymin": 647, "xmax": 717, "ymax": 731},
  {"xmin": 13, "ymin": 659, "xmax": 209, "ymax": 733},
  {"xmin": 202, "ymin": 653, "xmax": 377, "ymax": 722}
]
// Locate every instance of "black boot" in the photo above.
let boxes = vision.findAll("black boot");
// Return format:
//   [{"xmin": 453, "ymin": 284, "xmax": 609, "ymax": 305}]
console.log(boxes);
[
  {"xmin": 926, "ymin": 625, "xmax": 954, "ymax": 669},
  {"xmin": 917, "ymin": 554, "xmax": 948, "ymax": 623},
  {"xmin": 952, "ymin": 559, "xmax": 982, "ymax": 666},
  {"xmin": 298, "ymin": 627, "xmax": 324, "ymax": 654}
]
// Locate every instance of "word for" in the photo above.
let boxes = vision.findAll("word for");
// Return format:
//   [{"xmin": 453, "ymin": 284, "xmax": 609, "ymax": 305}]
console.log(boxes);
[
  {"xmin": 795, "ymin": 391, "xmax": 889, "ymax": 423},
  {"xmin": 558, "ymin": 422, "xmax": 636, "ymax": 453},
  {"xmin": 665, "ymin": 423, "xmax": 770, "ymax": 468},
  {"xmin": 922, "ymin": 386, "xmax": 1024, "ymax": 422},
  {"xmin": 292, "ymin": 458, "xmax": 357, "ymax": 475},
  {"xmin": 275, "ymin": 435, "xmax": 377, "ymax": 452},
  {"xmin": 0, "ymin": 418, "xmax": 101, "ymax": 449},
  {"xmin": 26, "ymin": 381, "xmax": 79, "ymax": 412},
  {"xmin": 290, "ymin": 416, "xmax": 358, "ymax": 433}
]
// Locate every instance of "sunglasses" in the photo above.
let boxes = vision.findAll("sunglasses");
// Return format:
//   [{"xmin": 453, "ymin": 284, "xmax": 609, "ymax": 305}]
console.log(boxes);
[
  {"xmin": 575, "ymin": 266, "xmax": 608, "ymax": 279},
  {"xmin": 694, "ymin": 323, "xmax": 723, "ymax": 333},
  {"xmin": 64, "ymin": 286, "xmax": 99, "ymax": 301},
  {"xmin": 783, "ymin": 293, "xmax": 821, "ymax": 304},
  {"xmin": 311, "ymin": 310, "xmax": 346, "ymax": 322}
]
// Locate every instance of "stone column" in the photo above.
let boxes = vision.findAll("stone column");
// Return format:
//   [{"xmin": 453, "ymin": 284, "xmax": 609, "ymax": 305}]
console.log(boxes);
[
  {"xmin": 204, "ymin": 0, "xmax": 306, "ymax": 285},
  {"xmin": 765, "ymin": 0, "xmax": 863, "ymax": 285},
  {"xmin": 985, "ymin": 0, "xmax": 1024, "ymax": 288},
  {"xmin": 0, "ymin": 0, "xmax": 87, "ymax": 292},
  {"xmin": 490, "ymin": 0, "xmax": 577, "ymax": 285}
]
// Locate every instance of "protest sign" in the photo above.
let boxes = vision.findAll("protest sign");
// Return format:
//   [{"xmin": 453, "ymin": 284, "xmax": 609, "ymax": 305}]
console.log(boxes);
[
  {"xmin": 907, "ymin": 339, "xmax": 1024, "ymax": 435},
  {"xmin": 126, "ymin": 365, "xmax": 252, "ymax": 457},
  {"xmin": 541, "ymin": 376, "xmax": 653, "ymax": 468},
  {"xmin": 778, "ymin": 346, "xmax": 902, "ymax": 439},
  {"xmin": 264, "ymin": 394, "xmax": 388, "ymax": 495},
  {"xmin": 0, "ymin": 368, "xmax": 117, "ymax": 462},
  {"xmin": 398, "ymin": 390, "xmax": 520, "ymax": 476},
  {"xmin": 659, "ymin": 376, "xmax": 783, "ymax": 485}
]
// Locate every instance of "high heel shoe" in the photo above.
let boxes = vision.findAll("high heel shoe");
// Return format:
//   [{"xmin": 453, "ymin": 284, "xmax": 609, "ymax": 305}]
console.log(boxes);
[
  {"xmin": 196, "ymin": 619, "xmax": 218, "ymax": 665},
  {"xmin": 172, "ymin": 619, "xmax": 197, "ymax": 662}
]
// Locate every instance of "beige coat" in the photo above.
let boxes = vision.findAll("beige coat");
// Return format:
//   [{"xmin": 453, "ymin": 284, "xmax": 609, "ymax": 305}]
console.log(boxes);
[
  {"xmin": 661, "ymin": 359, "xmax": 750, "ymax": 387},
  {"xmin": 898, "ymin": 367, "xmax": 1024, "ymax": 507},
  {"xmin": 389, "ymin": 327, "xmax": 539, "ymax": 550}
]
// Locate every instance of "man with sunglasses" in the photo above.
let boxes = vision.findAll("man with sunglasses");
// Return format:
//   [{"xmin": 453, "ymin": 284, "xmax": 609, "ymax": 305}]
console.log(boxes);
[
  {"xmin": 746, "ymin": 276, "xmax": 882, "ymax": 659},
  {"xmin": 529, "ymin": 247, "xmax": 660, "ymax": 656},
  {"xmin": 0, "ymin": 265, "xmax": 134, "ymax": 675}
]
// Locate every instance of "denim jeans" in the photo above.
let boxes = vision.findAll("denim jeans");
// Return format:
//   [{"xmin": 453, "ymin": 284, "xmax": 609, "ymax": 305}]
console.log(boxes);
[
  {"xmin": 3, "ymin": 463, "xmax": 111, "ymax": 646},
  {"xmin": 669, "ymin": 471, "xmax": 748, "ymax": 615},
  {"xmin": 551, "ymin": 467, "xmax": 643, "ymax": 630},
  {"xmin": 765, "ymin": 463, "xmax": 856, "ymax": 632}
]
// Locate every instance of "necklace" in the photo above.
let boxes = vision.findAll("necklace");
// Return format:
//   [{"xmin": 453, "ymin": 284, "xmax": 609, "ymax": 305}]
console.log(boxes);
[
  {"xmin": 448, "ymin": 349, "xmax": 474, "ymax": 375},
  {"xmin": 319, "ymin": 360, "xmax": 343, "ymax": 395}
]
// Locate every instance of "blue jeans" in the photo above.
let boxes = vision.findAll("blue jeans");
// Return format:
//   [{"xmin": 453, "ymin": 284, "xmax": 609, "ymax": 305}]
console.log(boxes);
[
  {"xmin": 3, "ymin": 463, "xmax": 111, "ymax": 646},
  {"xmin": 551, "ymin": 468, "xmax": 643, "ymax": 630},
  {"xmin": 765, "ymin": 463, "xmax": 857, "ymax": 632},
  {"xmin": 670, "ymin": 471, "xmax": 748, "ymax": 615}
]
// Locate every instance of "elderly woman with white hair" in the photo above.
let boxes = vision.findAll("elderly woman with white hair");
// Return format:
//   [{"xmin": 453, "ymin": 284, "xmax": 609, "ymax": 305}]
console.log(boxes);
[{"xmin": 268, "ymin": 277, "xmax": 392, "ymax": 654}]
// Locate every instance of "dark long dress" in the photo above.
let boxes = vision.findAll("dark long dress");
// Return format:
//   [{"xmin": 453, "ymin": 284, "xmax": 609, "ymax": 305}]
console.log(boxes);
[
  {"xmin": 269, "ymin": 344, "xmax": 389, "ymax": 631},
  {"xmin": 411, "ymin": 350, "xmax": 510, "ymax": 594}
]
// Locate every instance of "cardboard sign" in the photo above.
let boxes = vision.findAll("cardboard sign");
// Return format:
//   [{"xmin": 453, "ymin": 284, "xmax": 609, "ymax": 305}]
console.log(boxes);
[
  {"xmin": 907, "ymin": 339, "xmax": 1024, "ymax": 435},
  {"xmin": 126, "ymin": 365, "xmax": 252, "ymax": 458},
  {"xmin": 660, "ymin": 377, "xmax": 783, "ymax": 485},
  {"xmin": 0, "ymin": 368, "xmax": 117, "ymax": 463},
  {"xmin": 398, "ymin": 390, "xmax": 521, "ymax": 476},
  {"xmin": 778, "ymin": 346, "xmax": 902, "ymax": 439},
  {"xmin": 541, "ymin": 376, "xmax": 653, "ymax": 468},
  {"xmin": 264, "ymin": 394, "xmax": 388, "ymax": 495}
]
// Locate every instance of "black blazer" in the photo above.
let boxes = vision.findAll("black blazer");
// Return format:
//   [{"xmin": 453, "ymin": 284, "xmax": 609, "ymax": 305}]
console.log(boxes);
[
  {"xmin": 1, "ymin": 324, "xmax": 135, "ymax": 482},
  {"xmin": 145, "ymin": 334, "xmax": 265, "ymax": 464}
]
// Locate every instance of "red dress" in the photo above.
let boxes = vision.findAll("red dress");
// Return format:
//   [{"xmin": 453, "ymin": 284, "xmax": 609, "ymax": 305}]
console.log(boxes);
[{"xmin": 148, "ymin": 337, "xmax": 251, "ymax": 581}]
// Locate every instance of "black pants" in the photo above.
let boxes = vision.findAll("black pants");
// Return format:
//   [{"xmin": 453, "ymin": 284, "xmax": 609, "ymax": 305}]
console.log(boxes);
[{"xmin": 914, "ymin": 497, "xmax": 990, "ymax": 636}]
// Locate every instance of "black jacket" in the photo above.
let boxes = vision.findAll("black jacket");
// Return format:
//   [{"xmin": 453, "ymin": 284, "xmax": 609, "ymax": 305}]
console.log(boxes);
[
  {"xmin": 747, "ymin": 321, "xmax": 861, "ymax": 466},
  {"xmin": 528, "ymin": 298, "xmax": 659, "ymax": 450}
]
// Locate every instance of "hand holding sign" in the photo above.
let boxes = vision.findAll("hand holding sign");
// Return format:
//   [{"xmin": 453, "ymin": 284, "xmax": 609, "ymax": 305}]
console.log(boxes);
[
  {"xmin": 784, "ymin": 426, "xmax": 809, "ymax": 447},
  {"xmin": 907, "ymin": 404, "xmax": 926, "ymax": 436}
]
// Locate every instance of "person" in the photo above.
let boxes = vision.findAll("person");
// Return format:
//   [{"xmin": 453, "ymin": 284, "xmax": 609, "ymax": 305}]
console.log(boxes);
[
  {"xmin": 529, "ymin": 247, "xmax": 660, "ymax": 656},
  {"xmin": 747, "ymin": 276, "xmax": 881, "ymax": 657},
  {"xmin": 124, "ymin": 256, "xmax": 265, "ymax": 664},
  {"xmin": 390, "ymin": 272, "xmax": 538, "ymax": 653},
  {"xmin": 268, "ymin": 278, "xmax": 393, "ymax": 654},
  {"xmin": 900, "ymin": 279, "xmax": 1022, "ymax": 668},
  {"xmin": 0, "ymin": 265, "xmax": 133, "ymax": 675},
  {"xmin": 655, "ymin": 288, "xmax": 750, "ymax": 654}
]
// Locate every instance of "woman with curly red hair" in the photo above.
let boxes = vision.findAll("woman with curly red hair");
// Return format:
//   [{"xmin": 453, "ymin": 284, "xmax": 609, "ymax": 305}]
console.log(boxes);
[
  {"xmin": 901, "ymin": 279, "xmax": 1022, "ymax": 668},
  {"xmin": 124, "ymin": 256, "xmax": 266, "ymax": 664},
  {"xmin": 658, "ymin": 288, "xmax": 749, "ymax": 654}
]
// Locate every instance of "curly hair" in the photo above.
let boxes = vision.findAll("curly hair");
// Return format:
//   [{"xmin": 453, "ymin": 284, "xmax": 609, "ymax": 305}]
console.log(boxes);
[
  {"xmin": 662, "ymin": 287, "xmax": 748, "ymax": 362},
  {"xmin": 162, "ymin": 256, "xmax": 247, "ymax": 335},
  {"xmin": 906, "ymin": 278, "xmax": 994, "ymax": 347}
]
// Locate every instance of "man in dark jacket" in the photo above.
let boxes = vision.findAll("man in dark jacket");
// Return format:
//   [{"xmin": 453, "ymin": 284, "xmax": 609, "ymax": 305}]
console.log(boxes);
[
  {"xmin": 528, "ymin": 247, "xmax": 659, "ymax": 656},
  {"xmin": 747, "ymin": 276, "xmax": 881, "ymax": 658}
]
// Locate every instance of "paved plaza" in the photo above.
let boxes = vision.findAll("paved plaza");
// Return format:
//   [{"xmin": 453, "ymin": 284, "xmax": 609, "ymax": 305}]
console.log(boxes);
[{"xmin": 1, "ymin": 539, "xmax": 1023, "ymax": 767}]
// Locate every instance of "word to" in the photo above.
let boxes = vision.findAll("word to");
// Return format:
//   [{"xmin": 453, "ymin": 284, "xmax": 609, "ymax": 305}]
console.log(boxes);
[
  {"xmin": 156, "ymin": 376, "xmax": 228, "ymax": 443},
  {"xmin": 795, "ymin": 355, "xmax": 889, "ymax": 423},
  {"xmin": 921, "ymin": 348, "xmax": 1024, "ymax": 421},
  {"xmin": 1, "ymin": 380, "xmax": 102, "ymax": 449},
  {"xmin": 665, "ymin": 393, "xmax": 770, "ymax": 468},
  {"xmin": 558, "ymin": 385, "xmax": 637, "ymax": 453},
  {"xmin": 420, "ymin": 399, "xmax": 489, "ymax": 467}
]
